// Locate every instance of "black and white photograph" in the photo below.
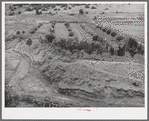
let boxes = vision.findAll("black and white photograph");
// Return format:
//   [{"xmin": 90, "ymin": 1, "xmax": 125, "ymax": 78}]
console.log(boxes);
[{"xmin": 2, "ymin": 1, "xmax": 147, "ymax": 119}]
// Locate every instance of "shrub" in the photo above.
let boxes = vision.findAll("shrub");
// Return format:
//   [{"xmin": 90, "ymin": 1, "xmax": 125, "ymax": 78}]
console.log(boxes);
[
  {"xmin": 68, "ymin": 28, "xmax": 72, "ymax": 31},
  {"xmin": 137, "ymin": 44, "xmax": 144, "ymax": 55},
  {"xmin": 91, "ymin": 6, "xmax": 96, "ymax": 9},
  {"xmin": 26, "ymin": 7, "xmax": 33, "ymax": 11},
  {"xmin": 111, "ymin": 32, "xmax": 117, "ymax": 37},
  {"xmin": 99, "ymin": 27, "xmax": 102, "ymax": 29},
  {"xmin": 126, "ymin": 38, "xmax": 138, "ymax": 57},
  {"xmin": 86, "ymin": 11, "xmax": 88, "ymax": 14},
  {"xmin": 26, "ymin": 38, "xmax": 32, "ymax": 46},
  {"xmin": 18, "ymin": 11, "xmax": 21, "ymax": 15},
  {"xmin": 54, "ymin": 8, "xmax": 57, "ymax": 11},
  {"xmin": 96, "ymin": 25, "xmax": 99, "ymax": 28},
  {"xmin": 9, "ymin": 11, "xmax": 14, "ymax": 16},
  {"xmin": 45, "ymin": 33, "xmax": 55, "ymax": 43},
  {"xmin": 116, "ymin": 36, "xmax": 124, "ymax": 41},
  {"xmin": 102, "ymin": 28, "xmax": 107, "ymax": 32},
  {"xmin": 68, "ymin": 7, "xmax": 71, "ymax": 9},
  {"xmin": 109, "ymin": 46, "xmax": 115, "ymax": 55},
  {"xmin": 36, "ymin": 10, "xmax": 42, "ymax": 15},
  {"xmin": 93, "ymin": 35, "xmax": 99, "ymax": 41},
  {"xmin": 97, "ymin": 36, "xmax": 104, "ymax": 43},
  {"xmin": 117, "ymin": 45, "xmax": 126, "ymax": 56},
  {"xmin": 22, "ymin": 30, "xmax": 25, "ymax": 34},
  {"xmin": 29, "ymin": 27, "xmax": 38, "ymax": 34},
  {"xmin": 85, "ymin": 4, "xmax": 90, "ymax": 8},
  {"xmin": 16, "ymin": 31, "xmax": 20, "ymax": 35},
  {"xmin": 52, "ymin": 24, "xmax": 55, "ymax": 28},
  {"xmin": 64, "ymin": 22, "xmax": 70, "ymax": 28},
  {"xmin": 106, "ymin": 29, "xmax": 111, "ymax": 34},
  {"xmin": 69, "ymin": 31, "xmax": 74, "ymax": 37},
  {"xmin": 58, "ymin": 38, "xmax": 67, "ymax": 49},
  {"xmin": 64, "ymin": 7, "xmax": 67, "ymax": 10},
  {"xmin": 79, "ymin": 9, "xmax": 84, "ymax": 15},
  {"xmin": 58, "ymin": 8, "xmax": 60, "ymax": 11}
]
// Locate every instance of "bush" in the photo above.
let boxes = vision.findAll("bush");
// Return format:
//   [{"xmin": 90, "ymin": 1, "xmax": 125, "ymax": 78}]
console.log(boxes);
[
  {"xmin": 16, "ymin": 31, "xmax": 20, "ymax": 35},
  {"xmin": 18, "ymin": 11, "xmax": 21, "ymax": 15},
  {"xmin": 91, "ymin": 6, "xmax": 96, "ymax": 9},
  {"xmin": 111, "ymin": 32, "xmax": 117, "ymax": 37},
  {"xmin": 52, "ymin": 24, "xmax": 55, "ymax": 28},
  {"xmin": 68, "ymin": 7, "xmax": 71, "ymax": 9},
  {"xmin": 22, "ymin": 30, "xmax": 25, "ymax": 34},
  {"xmin": 96, "ymin": 25, "xmax": 100, "ymax": 28},
  {"xmin": 85, "ymin": 4, "xmax": 90, "ymax": 8},
  {"xmin": 102, "ymin": 28, "xmax": 107, "ymax": 32},
  {"xmin": 126, "ymin": 38, "xmax": 138, "ymax": 57},
  {"xmin": 92, "ymin": 35, "xmax": 99, "ymax": 41},
  {"xmin": 58, "ymin": 8, "xmax": 60, "ymax": 11},
  {"xmin": 36, "ymin": 10, "xmax": 42, "ymax": 15},
  {"xmin": 79, "ymin": 9, "xmax": 84, "ymax": 15},
  {"xmin": 26, "ymin": 38, "xmax": 32, "ymax": 46},
  {"xmin": 64, "ymin": 22, "xmax": 70, "ymax": 28},
  {"xmin": 26, "ymin": 7, "xmax": 33, "ymax": 11},
  {"xmin": 54, "ymin": 8, "xmax": 57, "ymax": 11},
  {"xmin": 117, "ymin": 45, "xmax": 126, "ymax": 56},
  {"xmin": 86, "ymin": 11, "xmax": 88, "ymax": 14},
  {"xmin": 137, "ymin": 44, "xmax": 144, "ymax": 55},
  {"xmin": 29, "ymin": 27, "xmax": 38, "ymax": 34},
  {"xmin": 45, "ymin": 33, "xmax": 55, "ymax": 43},
  {"xmin": 9, "ymin": 11, "xmax": 14, "ymax": 16},
  {"xmin": 116, "ymin": 36, "xmax": 124, "ymax": 41},
  {"xmin": 106, "ymin": 29, "xmax": 111, "ymax": 34},
  {"xmin": 69, "ymin": 32, "xmax": 74, "ymax": 37},
  {"xmin": 109, "ymin": 46, "xmax": 115, "ymax": 55},
  {"xmin": 56, "ymin": 38, "xmax": 67, "ymax": 49},
  {"xmin": 68, "ymin": 28, "xmax": 72, "ymax": 31},
  {"xmin": 99, "ymin": 27, "xmax": 102, "ymax": 29}
]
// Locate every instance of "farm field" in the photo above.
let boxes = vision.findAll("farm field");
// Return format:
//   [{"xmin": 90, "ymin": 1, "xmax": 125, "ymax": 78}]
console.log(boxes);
[{"xmin": 4, "ymin": 3, "xmax": 145, "ymax": 108}]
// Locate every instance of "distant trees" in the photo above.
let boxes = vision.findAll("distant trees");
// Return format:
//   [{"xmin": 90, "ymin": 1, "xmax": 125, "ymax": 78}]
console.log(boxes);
[
  {"xmin": 36, "ymin": 9, "xmax": 42, "ymax": 15},
  {"xmin": 91, "ymin": 6, "xmax": 96, "ymax": 9},
  {"xmin": 79, "ymin": 9, "xmax": 84, "ymax": 15},
  {"xmin": 85, "ymin": 4, "xmax": 90, "ymax": 8}
]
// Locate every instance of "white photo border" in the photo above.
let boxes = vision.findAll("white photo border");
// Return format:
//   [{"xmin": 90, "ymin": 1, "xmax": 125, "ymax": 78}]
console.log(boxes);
[{"xmin": 2, "ymin": 1, "xmax": 148, "ymax": 120}]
